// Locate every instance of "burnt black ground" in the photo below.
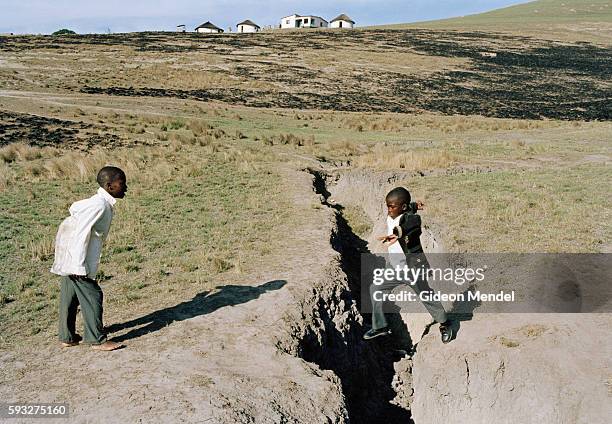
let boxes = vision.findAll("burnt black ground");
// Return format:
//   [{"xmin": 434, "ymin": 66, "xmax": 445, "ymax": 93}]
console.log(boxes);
[
  {"xmin": 3, "ymin": 30, "xmax": 606, "ymax": 120},
  {"xmin": 0, "ymin": 111, "xmax": 123, "ymax": 148}
]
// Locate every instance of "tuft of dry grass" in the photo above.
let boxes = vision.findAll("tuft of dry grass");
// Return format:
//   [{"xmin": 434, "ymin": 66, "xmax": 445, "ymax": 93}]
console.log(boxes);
[
  {"xmin": 0, "ymin": 144, "xmax": 164, "ymax": 185},
  {"xmin": 262, "ymin": 133, "xmax": 315, "ymax": 147},
  {"xmin": 499, "ymin": 337, "xmax": 520, "ymax": 348},
  {"xmin": 520, "ymin": 324, "xmax": 547, "ymax": 338},
  {"xmin": 188, "ymin": 119, "xmax": 214, "ymax": 136},
  {"xmin": 0, "ymin": 143, "xmax": 48, "ymax": 163},
  {"xmin": 354, "ymin": 147, "xmax": 457, "ymax": 171},
  {"xmin": 0, "ymin": 162, "xmax": 15, "ymax": 189},
  {"xmin": 340, "ymin": 116, "xmax": 403, "ymax": 132},
  {"xmin": 27, "ymin": 236, "xmax": 55, "ymax": 261},
  {"xmin": 335, "ymin": 113, "xmax": 556, "ymax": 134}
]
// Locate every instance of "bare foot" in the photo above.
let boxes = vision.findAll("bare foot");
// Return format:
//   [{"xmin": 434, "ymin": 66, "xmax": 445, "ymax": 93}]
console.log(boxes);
[
  {"xmin": 60, "ymin": 334, "xmax": 82, "ymax": 347},
  {"xmin": 91, "ymin": 341, "xmax": 124, "ymax": 351}
]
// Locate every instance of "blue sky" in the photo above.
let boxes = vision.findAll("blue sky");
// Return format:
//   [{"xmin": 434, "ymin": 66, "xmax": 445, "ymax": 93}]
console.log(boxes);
[{"xmin": 0, "ymin": 0, "xmax": 531, "ymax": 34}]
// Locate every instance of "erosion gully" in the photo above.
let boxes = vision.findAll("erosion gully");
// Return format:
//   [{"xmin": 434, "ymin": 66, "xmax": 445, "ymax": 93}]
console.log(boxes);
[{"xmin": 292, "ymin": 168, "xmax": 416, "ymax": 424}]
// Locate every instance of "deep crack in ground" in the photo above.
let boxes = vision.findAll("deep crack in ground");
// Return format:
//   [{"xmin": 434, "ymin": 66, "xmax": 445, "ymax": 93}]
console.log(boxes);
[{"xmin": 297, "ymin": 168, "xmax": 414, "ymax": 424}]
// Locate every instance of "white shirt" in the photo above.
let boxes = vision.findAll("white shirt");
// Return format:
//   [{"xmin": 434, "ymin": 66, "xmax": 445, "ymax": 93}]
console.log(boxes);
[
  {"xmin": 386, "ymin": 214, "xmax": 406, "ymax": 268},
  {"xmin": 50, "ymin": 187, "xmax": 116, "ymax": 278}
]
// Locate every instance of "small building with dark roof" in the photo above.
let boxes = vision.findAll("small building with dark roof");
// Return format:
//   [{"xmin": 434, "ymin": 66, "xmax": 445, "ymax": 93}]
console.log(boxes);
[
  {"xmin": 195, "ymin": 21, "xmax": 224, "ymax": 34},
  {"xmin": 330, "ymin": 14, "xmax": 355, "ymax": 29},
  {"xmin": 237, "ymin": 19, "xmax": 260, "ymax": 33}
]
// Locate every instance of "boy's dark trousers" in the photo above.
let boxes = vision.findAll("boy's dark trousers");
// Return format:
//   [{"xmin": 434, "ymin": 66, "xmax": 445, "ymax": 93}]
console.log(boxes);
[
  {"xmin": 58, "ymin": 275, "xmax": 107, "ymax": 345},
  {"xmin": 370, "ymin": 270, "xmax": 448, "ymax": 331}
]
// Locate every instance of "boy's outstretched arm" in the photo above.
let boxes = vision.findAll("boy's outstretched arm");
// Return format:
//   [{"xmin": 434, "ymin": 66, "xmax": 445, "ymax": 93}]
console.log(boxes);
[{"xmin": 408, "ymin": 201, "xmax": 425, "ymax": 213}]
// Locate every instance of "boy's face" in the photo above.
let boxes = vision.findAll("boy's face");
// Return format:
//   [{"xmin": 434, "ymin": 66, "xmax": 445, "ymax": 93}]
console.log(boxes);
[
  {"xmin": 106, "ymin": 176, "xmax": 128, "ymax": 199},
  {"xmin": 386, "ymin": 197, "xmax": 408, "ymax": 219}
]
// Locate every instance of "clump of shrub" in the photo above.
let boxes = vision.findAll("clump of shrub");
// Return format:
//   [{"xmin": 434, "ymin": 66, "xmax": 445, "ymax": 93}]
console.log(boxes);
[
  {"xmin": 52, "ymin": 28, "xmax": 76, "ymax": 35},
  {"xmin": 169, "ymin": 119, "xmax": 186, "ymax": 130},
  {"xmin": 0, "ymin": 143, "xmax": 46, "ymax": 163},
  {"xmin": 188, "ymin": 120, "xmax": 214, "ymax": 136},
  {"xmin": 261, "ymin": 133, "xmax": 314, "ymax": 147}
]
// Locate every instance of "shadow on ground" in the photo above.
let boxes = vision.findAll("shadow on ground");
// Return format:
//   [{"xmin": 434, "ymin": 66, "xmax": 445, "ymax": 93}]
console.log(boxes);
[{"xmin": 106, "ymin": 280, "xmax": 286, "ymax": 342}]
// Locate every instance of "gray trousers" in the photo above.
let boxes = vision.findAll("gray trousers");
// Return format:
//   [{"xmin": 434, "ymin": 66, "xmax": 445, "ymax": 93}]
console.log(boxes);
[
  {"xmin": 58, "ymin": 275, "xmax": 106, "ymax": 345},
  {"xmin": 370, "ymin": 272, "xmax": 448, "ymax": 330}
]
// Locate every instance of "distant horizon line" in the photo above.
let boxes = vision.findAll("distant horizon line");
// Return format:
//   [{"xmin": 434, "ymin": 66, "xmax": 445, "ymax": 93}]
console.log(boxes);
[
  {"xmin": 0, "ymin": 16, "xmax": 466, "ymax": 35},
  {"xmin": 0, "ymin": 0, "xmax": 536, "ymax": 35}
]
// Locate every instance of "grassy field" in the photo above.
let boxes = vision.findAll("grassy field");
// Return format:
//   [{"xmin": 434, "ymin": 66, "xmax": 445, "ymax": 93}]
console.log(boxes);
[
  {"xmin": 405, "ymin": 162, "xmax": 611, "ymax": 252},
  {"xmin": 0, "ymin": 125, "xmax": 295, "ymax": 344},
  {"xmin": 1, "ymin": 95, "xmax": 608, "ymax": 346},
  {"xmin": 426, "ymin": 0, "xmax": 612, "ymax": 24},
  {"xmin": 0, "ymin": 7, "xmax": 610, "ymax": 345}
]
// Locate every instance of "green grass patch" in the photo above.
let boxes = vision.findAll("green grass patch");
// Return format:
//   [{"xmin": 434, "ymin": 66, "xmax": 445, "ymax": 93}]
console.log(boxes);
[
  {"xmin": 342, "ymin": 205, "xmax": 374, "ymax": 239},
  {"xmin": 410, "ymin": 163, "xmax": 611, "ymax": 252},
  {"xmin": 0, "ymin": 143, "xmax": 293, "ymax": 345}
]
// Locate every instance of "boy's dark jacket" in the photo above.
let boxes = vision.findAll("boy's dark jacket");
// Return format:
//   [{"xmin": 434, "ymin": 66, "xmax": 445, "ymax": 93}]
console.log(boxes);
[{"xmin": 392, "ymin": 203, "xmax": 428, "ymax": 269}]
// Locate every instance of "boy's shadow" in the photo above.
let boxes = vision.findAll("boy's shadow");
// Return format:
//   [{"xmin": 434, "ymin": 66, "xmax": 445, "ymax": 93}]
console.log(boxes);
[
  {"xmin": 106, "ymin": 280, "xmax": 287, "ymax": 343},
  {"xmin": 444, "ymin": 283, "xmax": 481, "ymax": 342}
]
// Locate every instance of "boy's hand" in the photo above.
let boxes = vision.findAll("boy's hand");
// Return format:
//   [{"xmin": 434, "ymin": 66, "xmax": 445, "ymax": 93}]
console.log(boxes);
[
  {"xmin": 416, "ymin": 201, "xmax": 425, "ymax": 210},
  {"xmin": 378, "ymin": 234, "xmax": 399, "ymax": 245}
]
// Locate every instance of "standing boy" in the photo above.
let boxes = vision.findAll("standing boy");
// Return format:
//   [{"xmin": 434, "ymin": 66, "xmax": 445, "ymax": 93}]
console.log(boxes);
[
  {"xmin": 51, "ymin": 166, "xmax": 127, "ymax": 351},
  {"xmin": 364, "ymin": 187, "xmax": 454, "ymax": 344}
]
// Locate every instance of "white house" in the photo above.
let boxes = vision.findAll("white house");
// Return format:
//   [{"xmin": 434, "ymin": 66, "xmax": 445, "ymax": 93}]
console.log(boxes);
[
  {"xmin": 330, "ymin": 14, "xmax": 355, "ymax": 29},
  {"xmin": 176, "ymin": 24, "xmax": 186, "ymax": 32},
  {"xmin": 280, "ymin": 14, "xmax": 328, "ymax": 29},
  {"xmin": 237, "ymin": 19, "xmax": 260, "ymax": 33},
  {"xmin": 195, "ymin": 21, "xmax": 224, "ymax": 33}
]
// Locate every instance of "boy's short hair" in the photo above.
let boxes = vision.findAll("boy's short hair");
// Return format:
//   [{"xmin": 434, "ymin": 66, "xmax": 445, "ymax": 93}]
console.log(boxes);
[
  {"xmin": 386, "ymin": 187, "xmax": 411, "ymax": 205},
  {"xmin": 96, "ymin": 166, "xmax": 125, "ymax": 187}
]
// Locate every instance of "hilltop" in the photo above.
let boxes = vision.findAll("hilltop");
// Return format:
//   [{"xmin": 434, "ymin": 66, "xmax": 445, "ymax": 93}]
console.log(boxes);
[{"xmin": 380, "ymin": 0, "xmax": 612, "ymax": 43}]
